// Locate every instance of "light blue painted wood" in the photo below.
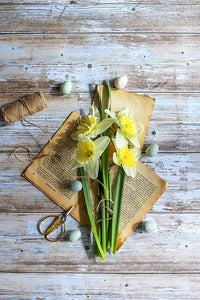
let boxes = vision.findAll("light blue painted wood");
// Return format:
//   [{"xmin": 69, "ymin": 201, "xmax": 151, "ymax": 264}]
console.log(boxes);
[{"xmin": 0, "ymin": 1, "xmax": 200, "ymax": 298}]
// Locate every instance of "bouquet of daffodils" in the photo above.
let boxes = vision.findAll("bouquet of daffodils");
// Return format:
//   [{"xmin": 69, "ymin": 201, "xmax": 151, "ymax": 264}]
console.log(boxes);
[{"xmin": 70, "ymin": 82, "xmax": 143, "ymax": 261}]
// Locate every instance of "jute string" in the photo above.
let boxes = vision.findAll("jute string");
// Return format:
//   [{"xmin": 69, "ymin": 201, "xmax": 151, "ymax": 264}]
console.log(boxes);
[
  {"xmin": 13, "ymin": 125, "xmax": 114, "ymax": 222},
  {"xmin": 1, "ymin": 91, "xmax": 47, "ymax": 124}
]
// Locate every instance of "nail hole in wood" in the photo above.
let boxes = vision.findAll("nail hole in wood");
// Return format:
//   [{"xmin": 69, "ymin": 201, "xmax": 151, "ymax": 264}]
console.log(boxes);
[
  {"xmin": 88, "ymin": 64, "xmax": 92, "ymax": 68},
  {"xmin": 151, "ymin": 130, "xmax": 156, "ymax": 135}
]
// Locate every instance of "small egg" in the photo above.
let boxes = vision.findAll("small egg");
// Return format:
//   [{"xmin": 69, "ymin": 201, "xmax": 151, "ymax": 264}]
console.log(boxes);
[
  {"xmin": 114, "ymin": 75, "xmax": 128, "ymax": 89},
  {"xmin": 146, "ymin": 144, "xmax": 159, "ymax": 157},
  {"xmin": 60, "ymin": 81, "xmax": 72, "ymax": 95},
  {"xmin": 69, "ymin": 230, "xmax": 81, "ymax": 242},
  {"xmin": 142, "ymin": 220, "xmax": 157, "ymax": 232},
  {"xmin": 68, "ymin": 180, "xmax": 82, "ymax": 192}
]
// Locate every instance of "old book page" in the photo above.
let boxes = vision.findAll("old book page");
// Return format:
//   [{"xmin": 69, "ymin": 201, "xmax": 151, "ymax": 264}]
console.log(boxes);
[
  {"xmin": 23, "ymin": 111, "xmax": 167, "ymax": 251},
  {"xmin": 110, "ymin": 164, "xmax": 167, "ymax": 250},
  {"xmin": 93, "ymin": 86, "xmax": 155, "ymax": 150}
]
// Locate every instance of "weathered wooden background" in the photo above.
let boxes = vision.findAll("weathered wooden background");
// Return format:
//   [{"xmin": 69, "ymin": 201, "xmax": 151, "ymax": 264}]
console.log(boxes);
[{"xmin": 0, "ymin": 1, "xmax": 200, "ymax": 299}]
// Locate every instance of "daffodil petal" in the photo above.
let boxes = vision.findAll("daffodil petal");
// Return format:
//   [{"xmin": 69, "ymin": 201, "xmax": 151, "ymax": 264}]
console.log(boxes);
[
  {"xmin": 94, "ymin": 136, "xmax": 110, "ymax": 159},
  {"xmin": 104, "ymin": 109, "xmax": 116, "ymax": 119},
  {"xmin": 117, "ymin": 107, "xmax": 130, "ymax": 118},
  {"xmin": 87, "ymin": 118, "xmax": 113, "ymax": 138},
  {"xmin": 70, "ymin": 160, "xmax": 82, "ymax": 170},
  {"xmin": 116, "ymin": 129, "xmax": 129, "ymax": 149},
  {"xmin": 129, "ymin": 135, "xmax": 141, "ymax": 149},
  {"xmin": 112, "ymin": 138, "xmax": 117, "ymax": 150},
  {"xmin": 113, "ymin": 152, "xmax": 120, "ymax": 166},
  {"xmin": 77, "ymin": 134, "xmax": 89, "ymax": 142},
  {"xmin": 84, "ymin": 159, "xmax": 99, "ymax": 179},
  {"xmin": 89, "ymin": 105, "xmax": 100, "ymax": 121},
  {"xmin": 131, "ymin": 148, "xmax": 141, "ymax": 160},
  {"xmin": 135, "ymin": 121, "xmax": 144, "ymax": 136},
  {"xmin": 123, "ymin": 165, "xmax": 137, "ymax": 178}
]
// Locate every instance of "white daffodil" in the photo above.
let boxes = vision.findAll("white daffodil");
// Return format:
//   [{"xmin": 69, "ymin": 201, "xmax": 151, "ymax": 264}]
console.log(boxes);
[
  {"xmin": 105, "ymin": 107, "xmax": 143, "ymax": 149},
  {"xmin": 70, "ymin": 135, "xmax": 110, "ymax": 179},
  {"xmin": 112, "ymin": 137, "xmax": 141, "ymax": 178},
  {"xmin": 71, "ymin": 105, "xmax": 113, "ymax": 141}
]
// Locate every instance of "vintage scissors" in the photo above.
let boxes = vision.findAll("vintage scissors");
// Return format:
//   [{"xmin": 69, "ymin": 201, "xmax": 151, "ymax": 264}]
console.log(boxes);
[{"xmin": 38, "ymin": 206, "xmax": 74, "ymax": 242}]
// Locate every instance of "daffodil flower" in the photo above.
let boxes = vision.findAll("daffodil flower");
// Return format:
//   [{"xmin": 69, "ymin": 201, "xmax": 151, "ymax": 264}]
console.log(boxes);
[
  {"xmin": 112, "ymin": 136, "xmax": 141, "ymax": 178},
  {"xmin": 70, "ymin": 135, "xmax": 110, "ymax": 179},
  {"xmin": 105, "ymin": 107, "xmax": 143, "ymax": 149},
  {"xmin": 71, "ymin": 106, "xmax": 113, "ymax": 141}
]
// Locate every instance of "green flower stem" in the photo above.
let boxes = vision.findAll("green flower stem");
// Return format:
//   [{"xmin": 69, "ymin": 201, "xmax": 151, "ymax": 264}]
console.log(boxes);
[
  {"xmin": 111, "ymin": 166, "xmax": 125, "ymax": 255},
  {"xmin": 98, "ymin": 82, "xmax": 102, "ymax": 121},
  {"xmin": 106, "ymin": 79, "xmax": 112, "ymax": 111},
  {"xmin": 100, "ymin": 190, "xmax": 107, "ymax": 254},
  {"xmin": 97, "ymin": 224, "xmax": 102, "ymax": 258},
  {"xmin": 80, "ymin": 167, "xmax": 105, "ymax": 261},
  {"xmin": 106, "ymin": 172, "xmax": 112, "ymax": 249},
  {"xmin": 101, "ymin": 80, "xmax": 112, "ymax": 249},
  {"xmin": 101, "ymin": 127, "xmax": 111, "ymax": 248}
]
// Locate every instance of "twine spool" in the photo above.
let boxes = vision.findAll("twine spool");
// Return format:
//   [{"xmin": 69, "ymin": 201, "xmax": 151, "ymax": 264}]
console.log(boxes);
[{"xmin": 1, "ymin": 91, "xmax": 47, "ymax": 124}]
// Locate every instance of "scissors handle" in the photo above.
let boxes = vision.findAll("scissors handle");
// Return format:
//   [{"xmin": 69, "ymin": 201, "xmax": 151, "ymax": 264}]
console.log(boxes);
[{"xmin": 38, "ymin": 215, "xmax": 66, "ymax": 242}]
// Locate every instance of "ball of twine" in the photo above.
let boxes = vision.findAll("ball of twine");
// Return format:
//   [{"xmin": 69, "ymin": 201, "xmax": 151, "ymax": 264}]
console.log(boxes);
[{"xmin": 1, "ymin": 91, "xmax": 47, "ymax": 124}]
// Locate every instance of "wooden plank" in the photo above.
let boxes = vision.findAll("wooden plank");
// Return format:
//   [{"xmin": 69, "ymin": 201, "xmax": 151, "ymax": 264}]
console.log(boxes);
[
  {"xmin": 0, "ymin": 152, "xmax": 199, "ymax": 213},
  {"xmin": 0, "ymin": 63, "xmax": 199, "ymax": 93},
  {"xmin": 2, "ymin": 0, "xmax": 200, "ymax": 5},
  {"xmin": 0, "ymin": 33, "xmax": 199, "ymax": 93},
  {"xmin": 0, "ymin": 4, "xmax": 200, "ymax": 33},
  {"xmin": 0, "ymin": 212, "xmax": 199, "ymax": 273},
  {"xmin": 1, "ymin": 93, "xmax": 200, "ymax": 123},
  {"xmin": 0, "ymin": 93, "xmax": 200, "ymax": 152},
  {"xmin": 0, "ymin": 273, "xmax": 200, "ymax": 300},
  {"xmin": 2, "ymin": 33, "xmax": 198, "ymax": 65}
]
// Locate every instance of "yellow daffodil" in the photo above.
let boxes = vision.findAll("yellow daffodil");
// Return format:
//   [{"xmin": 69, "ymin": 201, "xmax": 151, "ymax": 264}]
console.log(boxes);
[
  {"xmin": 71, "ymin": 106, "xmax": 113, "ymax": 141},
  {"xmin": 70, "ymin": 135, "xmax": 110, "ymax": 179},
  {"xmin": 105, "ymin": 107, "xmax": 143, "ymax": 149},
  {"xmin": 112, "ymin": 137, "xmax": 141, "ymax": 178}
]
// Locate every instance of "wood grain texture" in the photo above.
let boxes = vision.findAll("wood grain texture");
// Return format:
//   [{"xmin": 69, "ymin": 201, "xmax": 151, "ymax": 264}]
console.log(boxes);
[
  {"xmin": 1, "ymin": 93, "xmax": 199, "ymax": 152},
  {"xmin": 0, "ymin": 33, "xmax": 199, "ymax": 93},
  {"xmin": 0, "ymin": 152, "xmax": 199, "ymax": 213},
  {"xmin": 1, "ymin": 0, "xmax": 200, "ymax": 297},
  {"xmin": 0, "ymin": 212, "xmax": 199, "ymax": 273},
  {"xmin": 0, "ymin": 4, "xmax": 200, "ymax": 33},
  {"xmin": 0, "ymin": 273, "xmax": 200, "ymax": 300},
  {"xmin": 3, "ymin": 0, "xmax": 200, "ymax": 4}
]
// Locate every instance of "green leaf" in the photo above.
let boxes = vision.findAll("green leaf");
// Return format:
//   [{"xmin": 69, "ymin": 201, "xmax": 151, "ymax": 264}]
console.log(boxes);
[
  {"xmin": 98, "ymin": 82, "xmax": 102, "ymax": 121},
  {"xmin": 111, "ymin": 166, "xmax": 125, "ymax": 254},
  {"xmin": 80, "ymin": 167, "xmax": 105, "ymax": 261},
  {"xmin": 106, "ymin": 80, "xmax": 112, "ymax": 111}
]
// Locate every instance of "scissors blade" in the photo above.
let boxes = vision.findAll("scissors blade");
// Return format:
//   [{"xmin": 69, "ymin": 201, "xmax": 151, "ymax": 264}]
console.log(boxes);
[{"xmin": 65, "ymin": 206, "xmax": 75, "ymax": 217}]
